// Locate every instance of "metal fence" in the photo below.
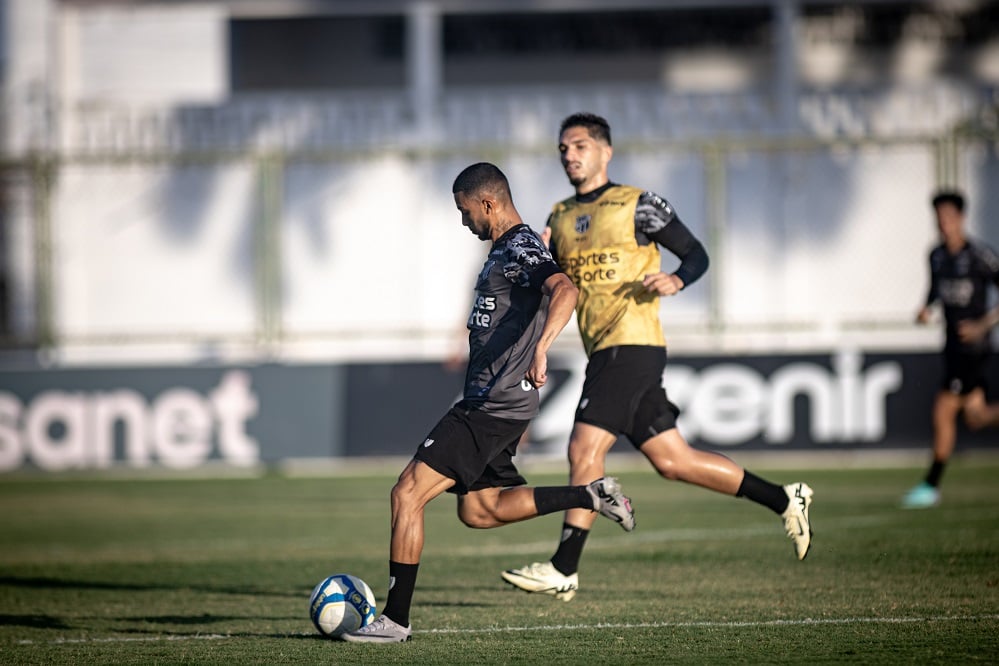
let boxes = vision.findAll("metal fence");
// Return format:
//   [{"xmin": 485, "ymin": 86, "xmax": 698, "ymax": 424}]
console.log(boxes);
[{"xmin": 2, "ymin": 86, "xmax": 998, "ymax": 363}]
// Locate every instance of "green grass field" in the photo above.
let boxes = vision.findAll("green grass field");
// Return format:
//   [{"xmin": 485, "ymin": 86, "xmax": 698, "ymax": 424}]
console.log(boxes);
[{"xmin": 1, "ymin": 459, "xmax": 997, "ymax": 664}]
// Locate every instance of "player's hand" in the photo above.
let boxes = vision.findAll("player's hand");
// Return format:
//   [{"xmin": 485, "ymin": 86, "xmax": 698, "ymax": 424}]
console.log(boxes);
[
  {"xmin": 642, "ymin": 272, "xmax": 684, "ymax": 296},
  {"xmin": 957, "ymin": 318, "xmax": 988, "ymax": 344},
  {"xmin": 915, "ymin": 307, "xmax": 932, "ymax": 325},
  {"xmin": 525, "ymin": 351, "xmax": 548, "ymax": 389}
]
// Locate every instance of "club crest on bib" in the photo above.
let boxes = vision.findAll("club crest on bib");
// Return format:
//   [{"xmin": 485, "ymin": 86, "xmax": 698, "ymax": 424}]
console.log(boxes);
[{"xmin": 575, "ymin": 215, "xmax": 591, "ymax": 234}]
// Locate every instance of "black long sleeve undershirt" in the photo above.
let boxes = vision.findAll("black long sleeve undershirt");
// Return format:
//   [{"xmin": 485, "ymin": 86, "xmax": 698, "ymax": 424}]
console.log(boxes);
[{"xmin": 648, "ymin": 218, "xmax": 709, "ymax": 288}]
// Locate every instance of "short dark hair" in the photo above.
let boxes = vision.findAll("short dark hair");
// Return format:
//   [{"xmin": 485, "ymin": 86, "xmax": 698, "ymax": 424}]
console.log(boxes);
[
  {"xmin": 453, "ymin": 162, "xmax": 511, "ymax": 200},
  {"xmin": 559, "ymin": 112, "xmax": 612, "ymax": 146},
  {"xmin": 931, "ymin": 189, "xmax": 965, "ymax": 213}
]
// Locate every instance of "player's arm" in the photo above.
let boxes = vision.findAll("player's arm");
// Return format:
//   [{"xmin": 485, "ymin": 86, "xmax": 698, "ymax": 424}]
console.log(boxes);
[
  {"xmin": 957, "ymin": 304, "xmax": 999, "ymax": 343},
  {"xmin": 541, "ymin": 213, "xmax": 557, "ymax": 257},
  {"xmin": 634, "ymin": 192, "xmax": 709, "ymax": 296},
  {"xmin": 915, "ymin": 298, "xmax": 935, "ymax": 325},
  {"xmin": 983, "ymin": 249, "xmax": 999, "ymax": 330},
  {"xmin": 917, "ymin": 255, "xmax": 939, "ymax": 324},
  {"xmin": 915, "ymin": 304, "xmax": 934, "ymax": 325},
  {"xmin": 644, "ymin": 218, "xmax": 709, "ymax": 295},
  {"xmin": 525, "ymin": 272, "xmax": 578, "ymax": 389}
]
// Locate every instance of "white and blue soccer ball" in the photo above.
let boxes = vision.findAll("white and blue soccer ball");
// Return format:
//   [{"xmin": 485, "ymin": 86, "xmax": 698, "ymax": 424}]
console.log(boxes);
[{"xmin": 309, "ymin": 573, "xmax": 377, "ymax": 638}]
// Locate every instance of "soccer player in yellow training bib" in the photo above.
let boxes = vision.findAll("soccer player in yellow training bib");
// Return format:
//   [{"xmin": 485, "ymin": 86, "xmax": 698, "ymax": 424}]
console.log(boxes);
[{"xmin": 501, "ymin": 113, "xmax": 815, "ymax": 602}]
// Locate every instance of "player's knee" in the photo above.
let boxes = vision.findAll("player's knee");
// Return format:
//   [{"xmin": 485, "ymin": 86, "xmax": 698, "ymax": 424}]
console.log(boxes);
[
  {"xmin": 566, "ymin": 436, "xmax": 608, "ymax": 473},
  {"xmin": 642, "ymin": 430, "xmax": 689, "ymax": 481},
  {"xmin": 389, "ymin": 482, "xmax": 408, "ymax": 514},
  {"xmin": 390, "ymin": 474, "xmax": 422, "ymax": 514},
  {"xmin": 566, "ymin": 445, "xmax": 594, "ymax": 471},
  {"xmin": 653, "ymin": 456, "xmax": 682, "ymax": 481},
  {"xmin": 963, "ymin": 410, "xmax": 986, "ymax": 431},
  {"xmin": 457, "ymin": 503, "xmax": 498, "ymax": 529}
]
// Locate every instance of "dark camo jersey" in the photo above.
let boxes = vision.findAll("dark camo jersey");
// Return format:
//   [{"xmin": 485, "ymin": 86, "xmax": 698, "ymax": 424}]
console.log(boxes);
[
  {"xmin": 462, "ymin": 224, "xmax": 561, "ymax": 420},
  {"xmin": 926, "ymin": 239, "xmax": 999, "ymax": 353}
]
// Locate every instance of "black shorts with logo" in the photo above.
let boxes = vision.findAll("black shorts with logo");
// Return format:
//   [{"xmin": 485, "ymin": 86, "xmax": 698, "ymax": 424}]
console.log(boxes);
[
  {"xmin": 576, "ymin": 345, "xmax": 680, "ymax": 447},
  {"xmin": 413, "ymin": 403, "xmax": 529, "ymax": 495},
  {"xmin": 941, "ymin": 347, "xmax": 991, "ymax": 395}
]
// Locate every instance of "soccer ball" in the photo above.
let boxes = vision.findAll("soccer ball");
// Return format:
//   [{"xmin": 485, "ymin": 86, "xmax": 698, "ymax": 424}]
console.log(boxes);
[{"xmin": 309, "ymin": 573, "xmax": 377, "ymax": 638}]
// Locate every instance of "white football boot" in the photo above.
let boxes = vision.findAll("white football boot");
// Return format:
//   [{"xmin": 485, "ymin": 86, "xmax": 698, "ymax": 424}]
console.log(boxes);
[
  {"xmin": 586, "ymin": 476, "xmax": 636, "ymax": 532},
  {"xmin": 501, "ymin": 561, "xmax": 579, "ymax": 601},
  {"xmin": 340, "ymin": 615, "xmax": 412, "ymax": 643},
  {"xmin": 781, "ymin": 482, "xmax": 814, "ymax": 560}
]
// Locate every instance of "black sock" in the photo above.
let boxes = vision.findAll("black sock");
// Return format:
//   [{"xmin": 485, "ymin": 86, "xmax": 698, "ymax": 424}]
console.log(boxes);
[
  {"xmin": 550, "ymin": 522, "xmax": 590, "ymax": 576},
  {"xmin": 736, "ymin": 471, "xmax": 789, "ymax": 514},
  {"xmin": 533, "ymin": 486, "xmax": 593, "ymax": 516},
  {"xmin": 925, "ymin": 460, "xmax": 946, "ymax": 487},
  {"xmin": 381, "ymin": 561, "xmax": 418, "ymax": 627}
]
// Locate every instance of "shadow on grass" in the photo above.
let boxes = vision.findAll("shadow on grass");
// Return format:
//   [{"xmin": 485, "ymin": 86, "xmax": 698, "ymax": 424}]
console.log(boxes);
[
  {"xmin": 119, "ymin": 614, "xmax": 247, "ymax": 626},
  {"xmin": 1, "ymin": 612, "xmax": 310, "ymax": 636},
  {"xmin": 411, "ymin": 583, "xmax": 508, "ymax": 608},
  {"xmin": 419, "ymin": 600, "xmax": 496, "ymax": 608},
  {"xmin": 0, "ymin": 614, "xmax": 72, "ymax": 629},
  {"xmin": 0, "ymin": 575, "xmax": 299, "ymax": 598}
]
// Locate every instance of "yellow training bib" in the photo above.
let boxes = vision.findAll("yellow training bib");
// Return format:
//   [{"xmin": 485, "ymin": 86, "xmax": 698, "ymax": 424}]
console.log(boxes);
[{"xmin": 548, "ymin": 185, "xmax": 665, "ymax": 356}]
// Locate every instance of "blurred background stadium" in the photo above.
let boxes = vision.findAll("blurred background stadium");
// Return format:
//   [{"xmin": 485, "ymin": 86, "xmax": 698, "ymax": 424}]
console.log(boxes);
[{"xmin": 1, "ymin": 0, "xmax": 997, "ymax": 471}]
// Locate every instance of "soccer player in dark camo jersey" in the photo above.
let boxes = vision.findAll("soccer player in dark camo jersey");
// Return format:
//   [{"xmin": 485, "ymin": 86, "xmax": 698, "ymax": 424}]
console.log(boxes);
[
  {"xmin": 342, "ymin": 162, "xmax": 635, "ymax": 643},
  {"xmin": 501, "ymin": 113, "xmax": 814, "ymax": 603},
  {"xmin": 901, "ymin": 189, "xmax": 999, "ymax": 509}
]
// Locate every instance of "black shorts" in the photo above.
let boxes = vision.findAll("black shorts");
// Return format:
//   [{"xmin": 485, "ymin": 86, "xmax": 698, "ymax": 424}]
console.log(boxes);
[
  {"xmin": 941, "ymin": 347, "xmax": 991, "ymax": 395},
  {"xmin": 575, "ymin": 345, "xmax": 680, "ymax": 447},
  {"xmin": 413, "ymin": 405, "xmax": 529, "ymax": 495}
]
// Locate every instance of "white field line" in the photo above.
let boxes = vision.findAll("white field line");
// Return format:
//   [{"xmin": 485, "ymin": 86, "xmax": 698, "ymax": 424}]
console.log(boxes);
[
  {"xmin": 16, "ymin": 614, "xmax": 999, "ymax": 645},
  {"xmin": 419, "ymin": 614, "xmax": 999, "ymax": 635},
  {"xmin": 17, "ymin": 634, "xmax": 239, "ymax": 645}
]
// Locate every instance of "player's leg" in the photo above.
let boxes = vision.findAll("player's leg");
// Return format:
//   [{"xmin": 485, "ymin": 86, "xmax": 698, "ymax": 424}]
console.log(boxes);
[
  {"xmin": 902, "ymin": 389, "xmax": 962, "ymax": 508},
  {"xmin": 390, "ymin": 459, "xmax": 456, "ymax": 563},
  {"xmin": 963, "ymin": 387, "xmax": 999, "ymax": 429},
  {"xmin": 638, "ymin": 424, "xmax": 813, "ymax": 560},
  {"xmin": 554, "ymin": 422, "xmax": 630, "ymax": 562},
  {"xmin": 904, "ymin": 349, "xmax": 985, "ymax": 508},
  {"xmin": 457, "ymin": 414, "xmax": 633, "ymax": 529},
  {"xmin": 503, "ymin": 348, "xmax": 659, "ymax": 599},
  {"xmin": 631, "ymin": 345, "xmax": 813, "ymax": 558},
  {"xmin": 342, "ymin": 458, "xmax": 452, "ymax": 643},
  {"xmin": 458, "ymin": 486, "xmax": 538, "ymax": 527},
  {"xmin": 385, "ymin": 458, "xmax": 454, "ymax": 622},
  {"xmin": 960, "ymin": 351, "xmax": 997, "ymax": 430},
  {"xmin": 638, "ymin": 427, "xmax": 742, "ymax": 491},
  {"xmin": 500, "ymin": 421, "xmax": 623, "ymax": 600},
  {"xmin": 347, "ymin": 406, "xmax": 486, "ymax": 643},
  {"xmin": 564, "ymin": 421, "xmax": 620, "ymax": 527},
  {"xmin": 553, "ymin": 349, "xmax": 655, "ymax": 571},
  {"xmin": 376, "ymin": 407, "xmax": 485, "ymax": 634},
  {"xmin": 457, "ymin": 476, "xmax": 632, "ymax": 529}
]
